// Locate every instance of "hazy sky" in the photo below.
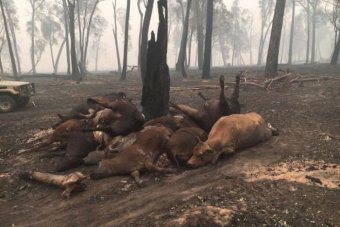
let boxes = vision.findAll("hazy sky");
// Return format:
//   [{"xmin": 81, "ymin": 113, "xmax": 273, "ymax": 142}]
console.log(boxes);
[{"xmin": 3, "ymin": 0, "xmax": 332, "ymax": 73}]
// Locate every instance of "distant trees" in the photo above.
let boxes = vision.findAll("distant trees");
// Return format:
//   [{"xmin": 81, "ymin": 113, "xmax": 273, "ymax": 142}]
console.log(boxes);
[
  {"xmin": 112, "ymin": 0, "xmax": 121, "ymax": 73},
  {"xmin": 0, "ymin": 0, "xmax": 17, "ymax": 79},
  {"xmin": 27, "ymin": 0, "xmax": 46, "ymax": 75},
  {"xmin": 66, "ymin": 0, "xmax": 80, "ymax": 81},
  {"xmin": 324, "ymin": 0, "xmax": 340, "ymax": 64},
  {"xmin": 140, "ymin": 0, "xmax": 154, "ymax": 82},
  {"xmin": 258, "ymin": 0, "xmax": 275, "ymax": 65},
  {"xmin": 4, "ymin": 0, "xmax": 21, "ymax": 75},
  {"xmin": 176, "ymin": 0, "xmax": 192, "ymax": 78},
  {"xmin": 120, "ymin": 0, "xmax": 130, "ymax": 81},
  {"xmin": 288, "ymin": 0, "xmax": 296, "ymax": 65},
  {"xmin": 265, "ymin": 0, "xmax": 286, "ymax": 77}
]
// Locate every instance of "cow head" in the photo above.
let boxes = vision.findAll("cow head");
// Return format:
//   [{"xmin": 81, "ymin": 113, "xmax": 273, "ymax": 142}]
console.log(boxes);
[
  {"xmin": 89, "ymin": 99, "xmax": 145, "ymax": 136},
  {"xmin": 187, "ymin": 141, "xmax": 217, "ymax": 168}
]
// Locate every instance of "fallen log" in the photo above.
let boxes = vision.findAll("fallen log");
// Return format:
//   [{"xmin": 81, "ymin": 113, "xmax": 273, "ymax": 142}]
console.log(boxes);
[{"xmin": 19, "ymin": 171, "xmax": 87, "ymax": 199}]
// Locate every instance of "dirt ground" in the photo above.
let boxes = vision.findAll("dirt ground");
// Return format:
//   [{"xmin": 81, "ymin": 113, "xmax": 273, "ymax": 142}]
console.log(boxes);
[{"xmin": 0, "ymin": 65, "xmax": 340, "ymax": 226}]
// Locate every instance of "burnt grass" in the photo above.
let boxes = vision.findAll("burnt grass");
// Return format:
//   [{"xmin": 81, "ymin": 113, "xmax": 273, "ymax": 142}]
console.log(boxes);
[{"xmin": 0, "ymin": 65, "xmax": 340, "ymax": 226}]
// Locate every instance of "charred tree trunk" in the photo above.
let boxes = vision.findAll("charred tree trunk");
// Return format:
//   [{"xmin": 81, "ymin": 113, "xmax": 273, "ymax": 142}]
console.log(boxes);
[
  {"xmin": 137, "ymin": 0, "xmax": 144, "ymax": 70},
  {"xmin": 202, "ymin": 0, "xmax": 213, "ymax": 79},
  {"xmin": 194, "ymin": 0, "xmax": 204, "ymax": 70},
  {"xmin": 141, "ymin": 0, "xmax": 169, "ymax": 121},
  {"xmin": 62, "ymin": 0, "xmax": 71, "ymax": 75},
  {"xmin": 0, "ymin": 0, "xmax": 17, "ymax": 80},
  {"xmin": 67, "ymin": 0, "xmax": 80, "ymax": 81},
  {"xmin": 30, "ymin": 1, "xmax": 36, "ymax": 75},
  {"xmin": 175, "ymin": 0, "xmax": 192, "ymax": 78},
  {"xmin": 265, "ymin": 0, "xmax": 286, "ymax": 78},
  {"xmin": 140, "ymin": 0, "xmax": 155, "ymax": 82},
  {"xmin": 331, "ymin": 34, "xmax": 340, "ymax": 65},
  {"xmin": 288, "ymin": 0, "xmax": 295, "ymax": 65},
  {"xmin": 120, "ymin": 0, "xmax": 131, "ymax": 81}
]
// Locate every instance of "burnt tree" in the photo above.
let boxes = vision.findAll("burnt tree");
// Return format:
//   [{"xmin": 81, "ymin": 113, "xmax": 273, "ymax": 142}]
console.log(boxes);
[
  {"xmin": 67, "ymin": 0, "xmax": 81, "ymax": 81},
  {"xmin": 141, "ymin": 0, "xmax": 169, "ymax": 120},
  {"xmin": 140, "ymin": 0, "xmax": 155, "ymax": 82},
  {"xmin": 265, "ymin": 0, "xmax": 286, "ymax": 78},
  {"xmin": 202, "ymin": 0, "xmax": 214, "ymax": 79}
]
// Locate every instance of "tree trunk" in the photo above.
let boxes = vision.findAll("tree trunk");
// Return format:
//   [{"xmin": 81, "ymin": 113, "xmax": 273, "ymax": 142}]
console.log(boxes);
[
  {"xmin": 0, "ymin": 55, "xmax": 3, "ymax": 74},
  {"xmin": 140, "ymin": 0, "xmax": 154, "ymax": 82},
  {"xmin": 30, "ymin": 2, "xmax": 36, "ymax": 75},
  {"xmin": 311, "ymin": 3, "xmax": 316, "ymax": 63},
  {"xmin": 194, "ymin": 0, "xmax": 204, "ymax": 70},
  {"xmin": 48, "ymin": 36, "xmax": 55, "ymax": 70},
  {"xmin": 288, "ymin": 0, "xmax": 295, "ymax": 65},
  {"xmin": 54, "ymin": 37, "xmax": 66, "ymax": 74},
  {"xmin": 76, "ymin": 0, "xmax": 84, "ymax": 77},
  {"xmin": 306, "ymin": 1, "xmax": 310, "ymax": 64},
  {"xmin": 67, "ymin": 0, "xmax": 80, "ymax": 81},
  {"xmin": 112, "ymin": 0, "xmax": 122, "ymax": 73},
  {"xmin": 137, "ymin": 0, "xmax": 144, "ymax": 69},
  {"xmin": 175, "ymin": 0, "xmax": 192, "ymax": 77},
  {"xmin": 257, "ymin": 21, "xmax": 265, "ymax": 65},
  {"xmin": 265, "ymin": 0, "xmax": 286, "ymax": 78},
  {"xmin": 5, "ymin": 4, "xmax": 21, "ymax": 75},
  {"xmin": 141, "ymin": 0, "xmax": 170, "ymax": 121},
  {"xmin": 0, "ymin": 0, "xmax": 17, "ymax": 80},
  {"xmin": 62, "ymin": 0, "xmax": 71, "ymax": 75},
  {"xmin": 331, "ymin": 33, "xmax": 340, "ymax": 64},
  {"xmin": 187, "ymin": 27, "xmax": 194, "ymax": 68},
  {"xmin": 280, "ymin": 19, "xmax": 286, "ymax": 63},
  {"xmin": 95, "ymin": 36, "xmax": 101, "ymax": 71},
  {"xmin": 202, "ymin": 0, "xmax": 213, "ymax": 79},
  {"xmin": 120, "ymin": 0, "xmax": 131, "ymax": 81},
  {"xmin": 83, "ymin": 0, "xmax": 100, "ymax": 75}
]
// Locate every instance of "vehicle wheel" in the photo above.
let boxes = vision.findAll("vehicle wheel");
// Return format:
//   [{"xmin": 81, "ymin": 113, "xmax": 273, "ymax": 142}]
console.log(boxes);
[
  {"xmin": 17, "ymin": 97, "xmax": 30, "ymax": 108},
  {"xmin": 0, "ymin": 95, "xmax": 17, "ymax": 113}
]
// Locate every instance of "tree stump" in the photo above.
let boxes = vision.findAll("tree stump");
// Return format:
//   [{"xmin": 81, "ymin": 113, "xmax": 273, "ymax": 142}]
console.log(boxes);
[{"xmin": 141, "ymin": 0, "xmax": 170, "ymax": 121}]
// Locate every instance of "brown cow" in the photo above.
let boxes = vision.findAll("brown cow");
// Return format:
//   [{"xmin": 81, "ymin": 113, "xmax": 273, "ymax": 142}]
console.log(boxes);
[
  {"xmin": 88, "ymin": 100, "xmax": 145, "ymax": 136},
  {"xmin": 90, "ymin": 126, "xmax": 175, "ymax": 183},
  {"xmin": 171, "ymin": 75, "xmax": 241, "ymax": 132},
  {"xmin": 168, "ymin": 127, "xmax": 208, "ymax": 165},
  {"xmin": 144, "ymin": 115, "xmax": 198, "ymax": 132},
  {"xmin": 56, "ymin": 131, "xmax": 111, "ymax": 171},
  {"xmin": 187, "ymin": 112, "xmax": 278, "ymax": 168},
  {"xmin": 83, "ymin": 132, "xmax": 137, "ymax": 165}
]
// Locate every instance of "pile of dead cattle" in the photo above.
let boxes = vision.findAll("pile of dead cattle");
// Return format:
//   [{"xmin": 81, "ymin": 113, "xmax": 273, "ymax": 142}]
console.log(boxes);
[{"xmin": 20, "ymin": 75, "xmax": 278, "ymax": 199}]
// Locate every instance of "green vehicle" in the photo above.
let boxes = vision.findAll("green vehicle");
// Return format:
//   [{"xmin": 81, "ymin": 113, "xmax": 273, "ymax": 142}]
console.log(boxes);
[{"xmin": 0, "ymin": 80, "xmax": 35, "ymax": 113}]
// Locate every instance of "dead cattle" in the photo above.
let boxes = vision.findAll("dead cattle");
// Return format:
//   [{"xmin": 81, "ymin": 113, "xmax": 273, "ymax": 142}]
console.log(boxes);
[
  {"xmin": 90, "ymin": 126, "xmax": 174, "ymax": 183},
  {"xmin": 168, "ymin": 127, "xmax": 208, "ymax": 165},
  {"xmin": 83, "ymin": 132, "xmax": 137, "ymax": 165},
  {"xmin": 53, "ymin": 92, "xmax": 127, "ymax": 128},
  {"xmin": 171, "ymin": 75, "xmax": 241, "ymax": 132},
  {"xmin": 88, "ymin": 99, "xmax": 145, "ymax": 136},
  {"xmin": 56, "ymin": 131, "xmax": 110, "ymax": 172},
  {"xmin": 144, "ymin": 115, "xmax": 198, "ymax": 132},
  {"xmin": 187, "ymin": 112, "xmax": 278, "ymax": 168}
]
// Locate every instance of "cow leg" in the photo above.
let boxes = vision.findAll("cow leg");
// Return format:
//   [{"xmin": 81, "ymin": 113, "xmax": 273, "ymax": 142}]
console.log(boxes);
[
  {"xmin": 144, "ymin": 160, "xmax": 175, "ymax": 174},
  {"xmin": 170, "ymin": 103, "xmax": 201, "ymax": 122},
  {"xmin": 130, "ymin": 170, "xmax": 142, "ymax": 184}
]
